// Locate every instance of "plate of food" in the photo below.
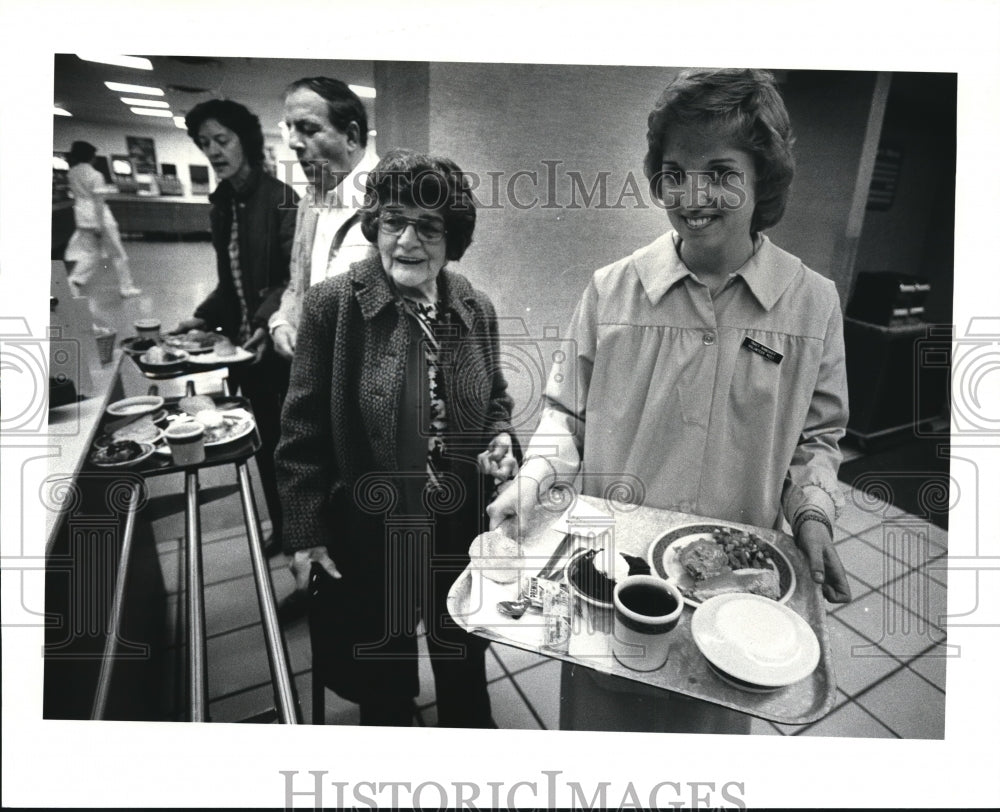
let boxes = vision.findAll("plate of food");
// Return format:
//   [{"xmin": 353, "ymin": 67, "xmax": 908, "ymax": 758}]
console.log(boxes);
[
  {"xmin": 161, "ymin": 329, "xmax": 220, "ymax": 354},
  {"xmin": 647, "ymin": 523, "xmax": 795, "ymax": 607},
  {"xmin": 120, "ymin": 336, "xmax": 159, "ymax": 357},
  {"xmin": 193, "ymin": 409, "xmax": 255, "ymax": 447},
  {"xmin": 106, "ymin": 394, "xmax": 164, "ymax": 418},
  {"xmin": 186, "ymin": 343, "xmax": 255, "ymax": 366},
  {"xmin": 139, "ymin": 346, "xmax": 189, "ymax": 370},
  {"xmin": 691, "ymin": 593, "xmax": 820, "ymax": 689},
  {"xmin": 90, "ymin": 440, "xmax": 156, "ymax": 468},
  {"xmin": 94, "ymin": 415, "xmax": 164, "ymax": 448}
]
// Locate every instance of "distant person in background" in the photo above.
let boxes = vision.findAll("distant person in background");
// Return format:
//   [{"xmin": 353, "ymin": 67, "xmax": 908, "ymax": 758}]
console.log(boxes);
[
  {"xmin": 64, "ymin": 140, "xmax": 141, "ymax": 298},
  {"xmin": 172, "ymin": 99, "xmax": 299, "ymax": 561},
  {"xmin": 268, "ymin": 77, "xmax": 379, "ymax": 361}
]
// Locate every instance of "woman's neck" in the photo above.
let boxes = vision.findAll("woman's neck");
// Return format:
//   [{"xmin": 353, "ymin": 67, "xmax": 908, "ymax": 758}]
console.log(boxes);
[
  {"xmin": 679, "ymin": 234, "xmax": 756, "ymax": 289},
  {"xmin": 395, "ymin": 277, "xmax": 439, "ymax": 306},
  {"xmin": 228, "ymin": 163, "xmax": 253, "ymax": 193}
]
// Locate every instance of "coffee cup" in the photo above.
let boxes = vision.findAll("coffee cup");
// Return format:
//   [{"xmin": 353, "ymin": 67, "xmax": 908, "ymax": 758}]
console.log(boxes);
[
  {"xmin": 134, "ymin": 318, "xmax": 161, "ymax": 340},
  {"xmin": 165, "ymin": 422, "xmax": 205, "ymax": 466},
  {"xmin": 612, "ymin": 575, "xmax": 683, "ymax": 671}
]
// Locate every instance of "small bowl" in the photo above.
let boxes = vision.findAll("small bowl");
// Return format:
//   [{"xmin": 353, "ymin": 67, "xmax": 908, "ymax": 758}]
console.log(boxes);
[{"xmin": 106, "ymin": 394, "xmax": 165, "ymax": 418}]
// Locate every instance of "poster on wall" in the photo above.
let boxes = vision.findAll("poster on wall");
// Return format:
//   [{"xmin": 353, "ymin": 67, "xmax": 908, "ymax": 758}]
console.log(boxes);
[{"xmin": 125, "ymin": 135, "xmax": 157, "ymax": 174}]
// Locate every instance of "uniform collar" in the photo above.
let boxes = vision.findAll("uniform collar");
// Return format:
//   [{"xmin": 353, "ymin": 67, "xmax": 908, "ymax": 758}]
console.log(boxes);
[
  {"xmin": 351, "ymin": 255, "xmax": 479, "ymax": 330},
  {"xmin": 310, "ymin": 149, "xmax": 379, "ymax": 210},
  {"xmin": 633, "ymin": 231, "xmax": 800, "ymax": 311}
]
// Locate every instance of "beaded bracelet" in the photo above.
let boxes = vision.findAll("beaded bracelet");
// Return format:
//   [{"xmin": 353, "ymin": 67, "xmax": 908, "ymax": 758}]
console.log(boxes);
[{"xmin": 792, "ymin": 508, "xmax": 833, "ymax": 538}]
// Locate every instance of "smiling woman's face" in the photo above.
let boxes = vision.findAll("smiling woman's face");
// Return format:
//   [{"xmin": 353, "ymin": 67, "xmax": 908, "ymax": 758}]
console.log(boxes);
[
  {"xmin": 196, "ymin": 118, "xmax": 250, "ymax": 186},
  {"xmin": 377, "ymin": 203, "xmax": 448, "ymax": 301},
  {"xmin": 660, "ymin": 124, "xmax": 756, "ymax": 270}
]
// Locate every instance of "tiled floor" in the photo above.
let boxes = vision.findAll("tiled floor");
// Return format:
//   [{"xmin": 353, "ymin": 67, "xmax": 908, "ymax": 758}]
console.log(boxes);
[{"xmin": 77, "ymin": 239, "xmax": 948, "ymax": 737}]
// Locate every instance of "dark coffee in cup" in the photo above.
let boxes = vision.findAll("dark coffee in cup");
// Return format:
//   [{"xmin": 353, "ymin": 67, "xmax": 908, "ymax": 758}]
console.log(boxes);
[{"xmin": 618, "ymin": 582, "xmax": 678, "ymax": 617}]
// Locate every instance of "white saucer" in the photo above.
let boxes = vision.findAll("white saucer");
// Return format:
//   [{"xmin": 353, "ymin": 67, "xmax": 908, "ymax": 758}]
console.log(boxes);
[
  {"xmin": 106, "ymin": 395, "xmax": 164, "ymax": 417},
  {"xmin": 691, "ymin": 593, "xmax": 820, "ymax": 688}
]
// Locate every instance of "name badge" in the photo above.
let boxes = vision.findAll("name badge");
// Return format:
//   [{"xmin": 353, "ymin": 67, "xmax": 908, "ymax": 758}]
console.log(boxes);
[{"xmin": 742, "ymin": 336, "xmax": 783, "ymax": 364}]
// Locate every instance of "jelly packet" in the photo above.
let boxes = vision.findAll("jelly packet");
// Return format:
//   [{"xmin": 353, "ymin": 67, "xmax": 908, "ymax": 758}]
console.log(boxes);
[{"xmin": 540, "ymin": 581, "xmax": 571, "ymax": 652}]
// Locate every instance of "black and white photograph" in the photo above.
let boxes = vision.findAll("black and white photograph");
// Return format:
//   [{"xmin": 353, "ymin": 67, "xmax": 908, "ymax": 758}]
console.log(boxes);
[{"xmin": 2, "ymin": 1, "xmax": 998, "ymax": 809}]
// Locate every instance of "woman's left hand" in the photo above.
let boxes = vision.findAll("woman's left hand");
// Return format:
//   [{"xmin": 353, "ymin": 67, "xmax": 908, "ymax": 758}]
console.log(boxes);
[
  {"xmin": 478, "ymin": 432, "xmax": 518, "ymax": 486},
  {"xmin": 796, "ymin": 519, "xmax": 851, "ymax": 603},
  {"xmin": 242, "ymin": 327, "xmax": 269, "ymax": 362}
]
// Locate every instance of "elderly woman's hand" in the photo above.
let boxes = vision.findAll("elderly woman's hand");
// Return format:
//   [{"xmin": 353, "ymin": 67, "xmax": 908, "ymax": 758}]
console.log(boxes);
[
  {"xmin": 485, "ymin": 456, "xmax": 559, "ymax": 539},
  {"xmin": 242, "ymin": 326, "xmax": 269, "ymax": 363},
  {"xmin": 796, "ymin": 520, "xmax": 851, "ymax": 603},
  {"xmin": 477, "ymin": 432, "xmax": 518, "ymax": 486},
  {"xmin": 290, "ymin": 545, "xmax": 341, "ymax": 591}
]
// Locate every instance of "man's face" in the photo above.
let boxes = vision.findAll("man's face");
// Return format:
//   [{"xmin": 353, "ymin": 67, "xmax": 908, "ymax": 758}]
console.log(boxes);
[{"xmin": 283, "ymin": 86, "xmax": 359, "ymax": 191}]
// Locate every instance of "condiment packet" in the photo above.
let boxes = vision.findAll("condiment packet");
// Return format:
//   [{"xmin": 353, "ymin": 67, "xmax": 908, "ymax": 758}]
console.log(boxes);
[{"xmin": 540, "ymin": 580, "xmax": 571, "ymax": 652}]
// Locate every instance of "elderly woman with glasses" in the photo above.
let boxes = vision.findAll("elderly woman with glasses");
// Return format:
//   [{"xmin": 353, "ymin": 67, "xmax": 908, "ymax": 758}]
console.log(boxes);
[{"xmin": 276, "ymin": 149, "xmax": 519, "ymax": 727}]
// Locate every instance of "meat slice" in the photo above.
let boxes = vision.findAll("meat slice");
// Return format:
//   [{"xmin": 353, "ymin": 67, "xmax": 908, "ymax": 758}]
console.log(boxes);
[
  {"xmin": 689, "ymin": 567, "xmax": 781, "ymax": 602},
  {"xmin": 678, "ymin": 539, "xmax": 731, "ymax": 581}
]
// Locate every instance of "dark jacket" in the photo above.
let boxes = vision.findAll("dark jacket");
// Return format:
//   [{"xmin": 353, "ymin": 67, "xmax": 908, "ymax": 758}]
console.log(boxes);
[
  {"xmin": 194, "ymin": 168, "xmax": 298, "ymax": 338},
  {"xmin": 277, "ymin": 254, "xmax": 516, "ymax": 555},
  {"xmin": 276, "ymin": 255, "xmax": 517, "ymax": 701}
]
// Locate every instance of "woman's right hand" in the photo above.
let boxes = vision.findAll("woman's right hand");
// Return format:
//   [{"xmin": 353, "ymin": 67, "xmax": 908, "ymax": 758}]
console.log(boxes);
[
  {"xmin": 271, "ymin": 324, "xmax": 297, "ymax": 359},
  {"xmin": 485, "ymin": 459, "xmax": 554, "ymax": 536},
  {"xmin": 170, "ymin": 317, "xmax": 209, "ymax": 335},
  {"xmin": 290, "ymin": 545, "xmax": 341, "ymax": 591}
]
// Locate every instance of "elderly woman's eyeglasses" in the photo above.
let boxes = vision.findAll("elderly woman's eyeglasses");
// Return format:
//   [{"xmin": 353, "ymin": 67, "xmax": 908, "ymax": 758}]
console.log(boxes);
[{"xmin": 379, "ymin": 212, "xmax": 447, "ymax": 244}]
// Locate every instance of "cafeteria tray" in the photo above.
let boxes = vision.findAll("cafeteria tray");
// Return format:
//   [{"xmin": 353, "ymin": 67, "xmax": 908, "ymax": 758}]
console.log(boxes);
[
  {"xmin": 447, "ymin": 495, "xmax": 838, "ymax": 725},
  {"xmin": 83, "ymin": 394, "xmax": 261, "ymax": 477}
]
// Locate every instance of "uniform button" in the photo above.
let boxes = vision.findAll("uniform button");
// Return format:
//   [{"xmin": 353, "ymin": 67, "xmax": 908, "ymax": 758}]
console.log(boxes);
[{"xmin": 703, "ymin": 331, "xmax": 716, "ymax": 346}]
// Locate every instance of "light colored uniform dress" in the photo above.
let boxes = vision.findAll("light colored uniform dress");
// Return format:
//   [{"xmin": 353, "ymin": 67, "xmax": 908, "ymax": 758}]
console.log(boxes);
[
  {"xmin": 526, "ymin": 230, "xmax": 848, "ymax": 733},
  {"xmin": 65, "ymin": 162, "xmax": 138, "ymax": 295}
]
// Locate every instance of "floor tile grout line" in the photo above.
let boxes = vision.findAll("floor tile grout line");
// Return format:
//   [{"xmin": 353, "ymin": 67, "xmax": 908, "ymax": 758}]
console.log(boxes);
[
  {"xmin": 831, "ymin": 642, "xmax": 947, "ymax": 729},
  {"xmin": 154, "ymin": 520, "xmax": 273, "ymax": 552},
  {"xmin": 902, "ymin": 658, "xmax": 948, "ymax": 696},
  {"xmin": 161, "ymin": 616, "xmax": 293, "ymax": 653},
  {"xmin": 851, "ymin": 696, "xmax": 905, "ymax": 739},
  {"xmin": 841, "ymin": 558, "xmax": 949, "ymax": 634},
  {"xmin": 849, "ymin": 530, "xmax": 948, "ymax": 569},
  {"xmin": 504, "ymin": 669, "xmax": 549, "ymax": 729},
  {"xmin": 831, "ymin": 609, "xmax": 930, "ymax": 668},
  {"xmin": 160, "ymin": 559, "xmax": 287, "ymax": 600}
]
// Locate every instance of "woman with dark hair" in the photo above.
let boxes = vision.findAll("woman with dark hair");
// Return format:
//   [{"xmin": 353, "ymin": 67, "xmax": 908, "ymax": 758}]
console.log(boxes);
[
  {"xmin": 488, "ymin": 69, "xmax": 851, "ymax": 734},
  {"xmin": 64, "ymin": 140, "xmax": 141, "ymax": 298},
  {"xmin": 171, "ymin": 99, "xmax": 298, "ymax": 556},
  {"xmin": 276, "ymin": 149, "xmax": 518, "ymax": 727}
]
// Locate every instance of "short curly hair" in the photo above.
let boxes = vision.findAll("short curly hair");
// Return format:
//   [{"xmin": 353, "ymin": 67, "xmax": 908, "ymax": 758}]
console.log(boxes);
[
  {"xmin": 185, "ymin": 99, "xmax": 265, "ymax": 169},
  {"xmin": 360, "ymin": 149, "xmax": 477, "ymax": 262},
  {"xmin": 643, "ymin": 68, "xmax": 795, "ymax": 233}
]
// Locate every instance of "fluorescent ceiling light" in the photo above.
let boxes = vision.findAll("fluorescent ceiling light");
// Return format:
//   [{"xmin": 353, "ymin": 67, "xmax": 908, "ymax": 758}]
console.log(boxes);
[
  {"xmin": 105, "ymin": 81, "xmax": 164, "ymax": 96},
  {"xmin": 78, "ymin": 54, "xmax": 153, "ymax": 70},
  {"xmin": 121, "ymin": 97, "xmax": 169, "ymax": 108},
  {"xmin": 173, "ymin": 116, "xmax": 187, "ymax": 129},
  {"xmin": 349, "ymin": 84, "xmax": 376, "ymax": 99},
  {"xmin": 54, "ymin": 106, "xmax": 72, "ymax": 116},
  {"xmin": 131, "ymin": 107, "xmax": 173, "ymax": 117}
]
